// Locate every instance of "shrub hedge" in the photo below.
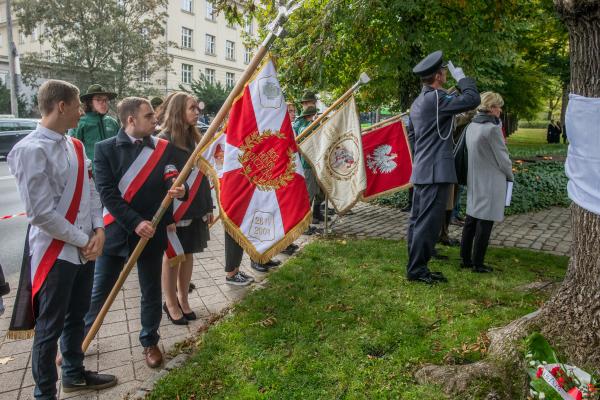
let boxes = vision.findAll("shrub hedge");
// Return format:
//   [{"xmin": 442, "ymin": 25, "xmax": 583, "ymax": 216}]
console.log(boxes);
[{"xmin": 373, "ymin": 161, "xmax": 569, "ymax": 216}]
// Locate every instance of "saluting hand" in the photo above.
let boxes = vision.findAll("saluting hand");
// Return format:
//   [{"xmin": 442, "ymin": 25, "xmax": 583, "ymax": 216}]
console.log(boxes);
[
  {"xmin": 135, "ymin": 220, "xmax": 156, "ymax": 239},
  {"xmin": 168, "ymin": 185, "xmax": 186, "ymax": 199}
]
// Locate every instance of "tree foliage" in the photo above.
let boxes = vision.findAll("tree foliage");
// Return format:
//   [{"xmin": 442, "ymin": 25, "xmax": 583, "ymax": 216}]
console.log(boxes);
[
  {"xmin": 212, "ymin": 0, "xmax": 568, "ymax": 121},
  {"xmin": 185, "ymin": 76, "xmax": 231, "ymax": 116},
  {"xmin": 13, "ymin": 0, "xmax": 173, "ymax": 97}
]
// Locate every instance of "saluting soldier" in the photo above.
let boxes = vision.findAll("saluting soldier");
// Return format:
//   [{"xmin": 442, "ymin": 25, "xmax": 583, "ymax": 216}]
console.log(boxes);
[{"xmin": 406, "ymin": 50, "xmax": 480, "ymax": 284}]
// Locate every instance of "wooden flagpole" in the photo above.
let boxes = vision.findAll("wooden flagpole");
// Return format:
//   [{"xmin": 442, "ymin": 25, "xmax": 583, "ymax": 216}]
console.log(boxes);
[
  {"xmin": 82, "ymin": 1, "xmax": 303, "ymax": 352},
  {"xmin": 295, "ymin": 72, "xmax": 371, "ymax": 145},
  {"xmin": 361, "ymin": 112, "xmax": 408, "ymax": 134}
]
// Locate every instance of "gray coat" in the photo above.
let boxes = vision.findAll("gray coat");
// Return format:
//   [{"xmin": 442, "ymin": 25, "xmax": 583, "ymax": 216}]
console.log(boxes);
[
  {"xmin": 408, "ymin": 77, "xmax": 480, "ymax": 184},
  {"xmin": 465, "ymin": 113, "xmax": 514, "ymax": 222}
]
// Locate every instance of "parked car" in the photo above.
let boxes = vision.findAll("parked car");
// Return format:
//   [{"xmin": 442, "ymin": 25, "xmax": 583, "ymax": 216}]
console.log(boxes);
[
  {"xmin": 0, "ymin": 118, "xmax": 38, "ymax": 158},
  {"xmin": 196, "ymin": 120, "xmax": 209, "ymax": 133}
]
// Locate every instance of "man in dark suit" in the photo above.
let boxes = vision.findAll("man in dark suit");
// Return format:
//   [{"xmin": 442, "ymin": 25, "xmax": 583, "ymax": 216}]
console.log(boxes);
[
  {"xmin": 406, "ymin": 51, "xmax": 480, "ymax": 284},
  {"xmin": 85, "ymin": 97, "xmax": 186, "ymax": 368}
]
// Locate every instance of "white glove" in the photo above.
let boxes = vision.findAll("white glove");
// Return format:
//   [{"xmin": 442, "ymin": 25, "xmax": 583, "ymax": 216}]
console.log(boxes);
[{"xmin": 447, "ymin": 61, "xmax": 466, "ymax": 82}]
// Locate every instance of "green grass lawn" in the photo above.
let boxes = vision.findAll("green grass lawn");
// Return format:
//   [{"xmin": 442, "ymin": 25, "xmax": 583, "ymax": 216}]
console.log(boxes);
[
  {"xmin": 507, "ymin": 128, "xmax": 567, "ymax": 159},
  {"xmin": 149, "ymin": 239, "xmax": 568, "ymax": 400}
]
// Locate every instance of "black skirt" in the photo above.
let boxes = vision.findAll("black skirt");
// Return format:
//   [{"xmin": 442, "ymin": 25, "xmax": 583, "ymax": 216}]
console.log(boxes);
[{"xmin": 176, "ymin": 218, "xmax": 209, "ymax": 254}]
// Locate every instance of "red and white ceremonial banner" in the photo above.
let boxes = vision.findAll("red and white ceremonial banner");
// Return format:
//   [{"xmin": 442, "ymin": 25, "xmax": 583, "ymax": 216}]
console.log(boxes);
[
  {"xmin": 361, "ymin": 118, "xmax": 412, "ymax": 201},
  {"xmin": 198, "ymin": 57, "xmax": 311, "ymax": 263}
]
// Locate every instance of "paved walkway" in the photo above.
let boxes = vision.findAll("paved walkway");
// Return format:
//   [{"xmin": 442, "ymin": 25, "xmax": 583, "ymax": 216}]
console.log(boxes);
[{"xmin": 0, "ymin": 204, "xmax": 571, "ymax": 399}]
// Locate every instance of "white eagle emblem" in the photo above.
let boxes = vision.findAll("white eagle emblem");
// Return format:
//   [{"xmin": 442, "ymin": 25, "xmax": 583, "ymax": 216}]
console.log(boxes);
[{"xmin": 367, "ymin": 144, "xmax": 397, "ymax": 174}]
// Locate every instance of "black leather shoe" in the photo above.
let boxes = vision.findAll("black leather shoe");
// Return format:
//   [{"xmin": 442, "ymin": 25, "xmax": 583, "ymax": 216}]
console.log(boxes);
[
  {"xmin": 63, "ymin": 370, "xmax": 118, "ymax": 393},
  {"xmin": 281, "ymin": 243, "xmax": 299, "ymax": 256},
  {"xmin": 250, "ymin": 261, "xmax": 270, "ymax": 272},
  {"xmin": 430, "ymin": 271, "xmax": 448, "ymax": 282},
  {"xmin": 163, "ymin": 302, "xmax": 188, "ymax": 325},
  {"xmin": 473, "ymin": 265, "xmax": 493, "ymax": 273},
  {"xmin": 407, "ymin": 274, "xmax": 438, "ymax": 284}
]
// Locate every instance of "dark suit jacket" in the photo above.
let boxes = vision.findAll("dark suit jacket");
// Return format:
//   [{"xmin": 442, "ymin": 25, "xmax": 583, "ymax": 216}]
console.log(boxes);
[
  {"xmin": 94, "ymin": 129, "xmax": 185, "ymax": 257},
  {"xmin": 408, "ymin": 77, "xmax": 480, "ymax": 184}
]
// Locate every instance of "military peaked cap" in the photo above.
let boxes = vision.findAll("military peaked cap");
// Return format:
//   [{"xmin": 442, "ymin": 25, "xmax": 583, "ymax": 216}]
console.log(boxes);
[{"xmin": 412, "ymin": 50, "xmax": 447, "ymax": 77}]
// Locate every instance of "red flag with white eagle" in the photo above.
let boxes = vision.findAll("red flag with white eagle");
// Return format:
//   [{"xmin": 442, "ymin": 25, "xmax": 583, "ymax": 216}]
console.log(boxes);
[
  {"xmin": 197, "ymin": 57, "xmax": 311, "ymax": 263},
  {"xmin": 361, "ymin": 118, "xmax": 413, "ymax": 201}
]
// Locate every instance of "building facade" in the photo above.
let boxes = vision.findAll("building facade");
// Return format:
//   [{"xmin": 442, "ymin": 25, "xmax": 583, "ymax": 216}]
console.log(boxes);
[{"xmin": 0, "ymin": 0, "xmax": 256, "ymax": 102}]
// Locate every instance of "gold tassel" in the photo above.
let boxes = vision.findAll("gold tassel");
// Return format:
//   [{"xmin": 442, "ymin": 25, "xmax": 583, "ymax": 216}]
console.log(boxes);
[
  {"xmin": 6, "ymin": 329, "xmax": 35, "ymax": 340},
  {"xmin": 168, "ymin": 254, "xmax": 187, "ymax": 268}
]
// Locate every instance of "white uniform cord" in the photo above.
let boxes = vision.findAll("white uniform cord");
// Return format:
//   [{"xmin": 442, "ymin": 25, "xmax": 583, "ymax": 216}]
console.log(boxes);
[{"xmin": 435, "ymin": 90, "xmax": 454, "ymax": 141}]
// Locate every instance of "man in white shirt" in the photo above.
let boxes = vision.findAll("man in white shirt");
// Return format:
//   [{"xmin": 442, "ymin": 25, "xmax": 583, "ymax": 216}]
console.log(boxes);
[{"xmin": 8, "ymin": 80, "xmax": 117, "ymax": 399}]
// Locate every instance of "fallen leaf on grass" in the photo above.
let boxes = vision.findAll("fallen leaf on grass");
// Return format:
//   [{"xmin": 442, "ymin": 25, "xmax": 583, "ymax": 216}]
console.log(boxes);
[
  {"xmin": 0, "ymin": 357, "xmax": 14, "ymax": 365},
  {"xmin": 251, "ymin": 315, "xmax": 277, "ymax": 327}
]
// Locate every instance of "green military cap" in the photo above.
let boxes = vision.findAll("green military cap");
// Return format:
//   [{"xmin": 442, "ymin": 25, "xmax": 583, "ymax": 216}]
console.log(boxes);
[
  {"xmin": 301, "ymin": 91, "xmax": 317, "ymax": 102},
  {"xmin": 299, "ymin": 105, "xmax": 317, "ymax": 117},
  {"xmin": 150, "ymin": 97, "xmax": 164, "ymax": 108},
  {"xmin": 80, "ymin": 84, "xmax": 117, "ymax": 101}
]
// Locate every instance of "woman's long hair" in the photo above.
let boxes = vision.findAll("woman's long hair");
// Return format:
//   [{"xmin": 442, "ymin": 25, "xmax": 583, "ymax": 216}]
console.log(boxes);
[
  {"xmin": 155, "ymin": 92, "xmax": 178, "ymax": 127},
  {"xmin": 162, "ymin": 92, "xmax": 201, "ymax": 150}
]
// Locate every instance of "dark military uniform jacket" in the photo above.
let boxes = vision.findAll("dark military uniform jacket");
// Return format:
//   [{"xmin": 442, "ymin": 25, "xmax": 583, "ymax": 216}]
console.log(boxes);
[{"xmin": 408, "ymin": 77, "xmax": 480, "ymax": 184}]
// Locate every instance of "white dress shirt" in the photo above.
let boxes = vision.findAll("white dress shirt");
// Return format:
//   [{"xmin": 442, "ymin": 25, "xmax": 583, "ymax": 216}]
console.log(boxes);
[{"xmin": 8, "ymin": 124, "xmax": 104, "ymax": 265}]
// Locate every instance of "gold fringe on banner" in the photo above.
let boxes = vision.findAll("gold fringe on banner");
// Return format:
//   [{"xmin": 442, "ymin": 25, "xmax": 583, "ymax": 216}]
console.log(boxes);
[
  {"xmin": 168, "ymin": 254, "xmax": 187, "ymax": 268},
  {"xmin": 6, "ymin": 329, "xmax": 35, "ymax": 340}
]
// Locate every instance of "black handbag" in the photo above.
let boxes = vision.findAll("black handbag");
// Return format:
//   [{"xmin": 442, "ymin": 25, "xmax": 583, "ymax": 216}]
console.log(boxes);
[{"xmin": 453, "ymin": 124, "xmax": 470, "ymax": 186}]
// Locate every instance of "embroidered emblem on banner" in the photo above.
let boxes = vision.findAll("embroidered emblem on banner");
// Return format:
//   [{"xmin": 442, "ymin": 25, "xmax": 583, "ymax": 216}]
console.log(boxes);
[
  {"xmin": 249, "ymin": 211, "xmax": 276, "ymax": 242},
  {"xmin": 366, "ymin": 144, "xmax": 398, "ymax": 174},
  {"xmin": 325, "ymin": 133, "xmax": 360, "ymax": 180},
  {"xmin": 238, "ymin": 130, "xmax": 295, "ymax": 191},
  {"xmin": 258, "ymin": 74, "xmax": 283, "ymax": 109}
]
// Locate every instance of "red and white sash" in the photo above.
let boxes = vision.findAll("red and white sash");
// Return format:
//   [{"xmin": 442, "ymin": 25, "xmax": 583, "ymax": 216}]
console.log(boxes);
[
  {"xmin": 103, "ymin": 136, "xmax": 168, "ymax": 226},
  {"xmin": 29, "ymin": 138, "xmax": 86, "ymax": 299},
  {"xmin": 165, "ymin": 165, "xmax": 205, "ymax": 266}
]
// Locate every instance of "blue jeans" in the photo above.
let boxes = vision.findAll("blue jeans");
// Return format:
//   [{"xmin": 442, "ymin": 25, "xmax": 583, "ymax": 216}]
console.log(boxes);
[
  {"xmin": 84, "ymin": 249, "xmax": 162, "ymax": 348},
  {"xmin": 32, "ymin": 260, "xmax": 94, "ymax": 399}
]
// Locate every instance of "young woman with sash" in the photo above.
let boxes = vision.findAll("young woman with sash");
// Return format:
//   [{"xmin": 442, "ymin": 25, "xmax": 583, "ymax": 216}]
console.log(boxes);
[{"xmin": 159, "ymin": 92, "xmax": 214, "ymax": 325}]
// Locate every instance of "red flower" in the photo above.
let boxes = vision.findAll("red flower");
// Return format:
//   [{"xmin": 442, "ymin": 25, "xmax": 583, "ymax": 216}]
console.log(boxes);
[
  {"xmin": 557, "ymin": 376, "xmax": 566, "ymax": 387},
  {"xmin": 588, "ymin": 384, "xmax": 596, "ymax": 392},
  {"xmin": 551, "ymin": 366, "xmax": 561, "ymax": 376},
  {"xmin": 536, "ymin": 367, "xmax": 543, "ymax": 378}
]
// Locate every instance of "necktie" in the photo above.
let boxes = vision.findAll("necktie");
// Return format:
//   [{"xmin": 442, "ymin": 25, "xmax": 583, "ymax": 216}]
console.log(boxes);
[{"xmin": 135, "ymin": 139, "xmax": 143, "ymax": 146}]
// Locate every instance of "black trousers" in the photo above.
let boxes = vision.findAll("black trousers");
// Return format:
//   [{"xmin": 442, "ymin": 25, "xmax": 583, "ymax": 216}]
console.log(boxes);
[
  {"xmin": 84, "ymin": 246, "xmax": 163, "ymax": 348},
  {"xmin": 460, "ymin": 215, "xmax": 494, "ymax": 267},
  {"xmin": 32, "ymin": 260, "xmax": 94, "ymax": 399},
  {"xmin": 406, "ymin": 183, "xmax": 451, "ymax": 279},
  {"xmin": 224, "ymin": 231, "xmax": 243, "ymax": 273}
]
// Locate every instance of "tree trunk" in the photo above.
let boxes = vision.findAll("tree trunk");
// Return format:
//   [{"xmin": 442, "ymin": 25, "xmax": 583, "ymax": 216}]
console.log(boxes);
[
  {"xmin": 537, "ymin": 0, "xmax": 600, "ymax": 366},
  {"xmin": 560, "ymin": 82, "xmax": 568, "ymax": 132}
]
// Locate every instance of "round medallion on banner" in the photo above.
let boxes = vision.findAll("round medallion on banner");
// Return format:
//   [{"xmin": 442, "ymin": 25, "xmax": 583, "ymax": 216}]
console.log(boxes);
[
  {"xmin": 325, "ymin": 133, "xmax": 360, "ymax": 180},
  {"xmin": 258, "ymin": 75, "xmax": 283, "ymax": 109},
  {"xmin": 238, "ymin": 130, "xmax": 295, "ymax": 191}
]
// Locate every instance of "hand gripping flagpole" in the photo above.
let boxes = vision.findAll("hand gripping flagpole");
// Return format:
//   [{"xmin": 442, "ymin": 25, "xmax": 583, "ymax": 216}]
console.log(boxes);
[
  {"xmin": 296, "ymin": 72, "xmax": 370, "ymax": 145},
  {"xmin": 82, "ymin": 1, "xmax": 304, "ymax": 352}
]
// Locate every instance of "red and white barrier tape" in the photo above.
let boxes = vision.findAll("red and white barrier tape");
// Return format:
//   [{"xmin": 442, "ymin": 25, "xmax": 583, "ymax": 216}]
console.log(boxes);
[{"xmin": 0, "ymin": 212, "xmax": 26, "ymax": 220}]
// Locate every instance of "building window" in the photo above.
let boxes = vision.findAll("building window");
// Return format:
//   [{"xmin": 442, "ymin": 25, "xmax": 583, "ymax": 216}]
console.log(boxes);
[
  {"xmin": 206, "ymin": 1, "xmax": 215, "ymax": 21},
  {"xmin": 204, "ymin": 68, "xmax": 215, "ymax": 85},
  {"xmin": 181, "ymin": 27, "xmax": 193, "ymax": 49},
  {"xmin": 244, "ymin": 47, "xmax": 252, "ymax": 64},
  {"xmin": 225, "ymin": 40, "xmax": 235, "ymax": 61},
  {"xmin": 244, "ymin": 18, "xmax": 253, "ymax": 35},
  {"xmin": 181, "ymin": 0, "xmax": 193, "ymax": 13},
  {"xmin": 205, "ymin": 34, "xmax": 215, "ymax": 55},
  {"xmin": 139, "ymin": 68, "xmax": 150, "ymax": 83},
  {"xmin": 225, "ymin": 72, "xmax": 235, "ymax": 88},
  {"xmin": 182, "ymin": 63, "xmax": 193, "ymax": 84}
]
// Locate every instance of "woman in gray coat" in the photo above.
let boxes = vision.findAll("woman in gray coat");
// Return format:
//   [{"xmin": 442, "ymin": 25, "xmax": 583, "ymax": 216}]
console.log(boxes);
[{"xmin": 460, "ymin": 92, "xmax": 514, "ymax": 273}]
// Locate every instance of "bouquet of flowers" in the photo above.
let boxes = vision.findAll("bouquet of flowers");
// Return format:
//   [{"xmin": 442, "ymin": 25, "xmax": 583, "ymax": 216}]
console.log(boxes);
[{"xmin": 526, "ymin": 333, "xmax": 598, "ymax": 400}]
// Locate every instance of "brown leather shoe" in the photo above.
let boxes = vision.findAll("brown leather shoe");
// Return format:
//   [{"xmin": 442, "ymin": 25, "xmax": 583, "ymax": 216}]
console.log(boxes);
[{"xmin": 143, "ymin": 345, "xmax": 163, "ymax": 368}]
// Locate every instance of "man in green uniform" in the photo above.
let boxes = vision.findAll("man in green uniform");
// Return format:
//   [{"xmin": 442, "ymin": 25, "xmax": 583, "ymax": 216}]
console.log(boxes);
[{"xmin": 71, "ymin": 84, "xmax": 120, "ymax": 161}]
